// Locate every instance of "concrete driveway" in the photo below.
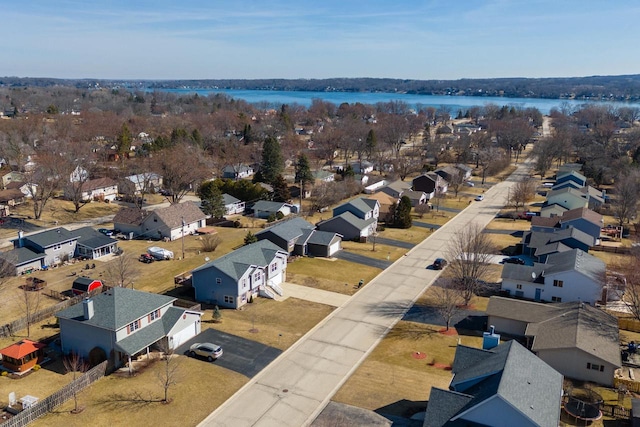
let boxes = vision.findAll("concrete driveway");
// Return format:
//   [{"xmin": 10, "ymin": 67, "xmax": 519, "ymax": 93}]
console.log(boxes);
[{"xmin": 176, "ymin": 328, "xmax": 282, "ymax": 378}]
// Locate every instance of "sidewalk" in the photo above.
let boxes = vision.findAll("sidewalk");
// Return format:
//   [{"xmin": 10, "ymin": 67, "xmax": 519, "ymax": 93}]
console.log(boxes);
[{"xmin": 198, "ymin": 158, "xmax": 534, "ymax": 427}]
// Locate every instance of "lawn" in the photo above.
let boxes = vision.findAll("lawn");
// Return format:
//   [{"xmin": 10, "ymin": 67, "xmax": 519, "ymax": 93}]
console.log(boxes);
[
  {"xmin": 341, "ymin": 241, "xmax": 406, "ymax": 262},
  {"xmin": 286, "ymin": 257, "xmax": 382, "ymax": 295},
  {"xmin": 377, "ymin": 225, "xmax": 432, "ymax": 245},
  {"xmin": 332, "ymin": 320, "xmax": 483, "ymax": 418},
  {"xmin": 484, "ymin": 218, "xmax": 532, "ymax": 231}
]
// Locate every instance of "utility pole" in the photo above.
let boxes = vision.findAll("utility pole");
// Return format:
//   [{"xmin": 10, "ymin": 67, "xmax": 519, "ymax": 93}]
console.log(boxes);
[
  {"xmin": 299, "ymin": 179, "xmax": 303, "ymax": 214},
  {"xmin": 181, "ymin": 216, "xmax": 185, "ymax": 260}
]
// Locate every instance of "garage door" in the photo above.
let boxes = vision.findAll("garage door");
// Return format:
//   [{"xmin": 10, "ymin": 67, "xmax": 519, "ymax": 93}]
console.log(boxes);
[
  {"xmin": 269, "ymin": 271, "xmax": 283, "ymax": 286},
  {"xmin": 170, "ymin": 322, "xmax": 198, "ymax": 349},
  {"xmin": 328, "ymin": 241, "xmax": 341, "ymax": 256}
]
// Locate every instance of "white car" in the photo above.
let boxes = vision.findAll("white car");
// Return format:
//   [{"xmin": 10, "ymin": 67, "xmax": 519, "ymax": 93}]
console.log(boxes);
[
  {"xmin": 475, "ymin": 195, "xmax": 484, "ymax": 201},
  {"xmin": 465, "ymin": 181, "xmax": 475, "ymax": 187},
  {"xmin": 189, "ymin": 342, "xmax": 223, "ymax": 361}
]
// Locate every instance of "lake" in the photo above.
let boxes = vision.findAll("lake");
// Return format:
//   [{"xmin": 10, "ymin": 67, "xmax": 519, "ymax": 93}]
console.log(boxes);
[{"xmin": 153, "ymin": 88, "xmax": 640, "ymax": 115}]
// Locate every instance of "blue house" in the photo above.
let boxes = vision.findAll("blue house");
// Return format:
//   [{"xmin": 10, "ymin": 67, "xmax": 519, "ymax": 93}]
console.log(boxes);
[
  {"xmin": 555, "ymin": 170, "xmax": 587, "ymax": 188},
  {"xmin": 531, "ymin": 207, "xmax": 603, "ymax": 244},
  {"xmin": 521, "ymin": 226, "xmax": 594, "ymax": 262},
  {"xmin": 191, "ymin": 240, "xmax": 288, "ymax": 309},
  {"xmin": 332, "ymin": 197, "xmax": 379, "ymax": 221}
]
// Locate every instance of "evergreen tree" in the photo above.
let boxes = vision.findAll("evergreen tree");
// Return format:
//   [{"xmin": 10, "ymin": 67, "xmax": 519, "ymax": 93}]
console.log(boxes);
[
  {"xmin": 365, "ymin": 129, "xmax": 377, "ymax": 157},
  {"xmin": 116, "ymin": 123, "xmax": 132, "ymax": 158},
  {"xmin": 294, "ymin": 154, "xmax": 314, "ymax": 190},
  {"xmin": 260, "ymin": 136, "xmax": 284, "ymax": 184},
  {"xmin": 212, "ymin": 305, "xmax": 222, "ymax": 322},
  {"xmin": 197, "ymin": 181, "xmax": 225, "ymax": 219},
  {"xmin": 272, "ymin": 174, "xmax": 291, "ymax": 202},
  {"xmin": 392, "ymin": 196, "xmax": 413, "ymax": 229},
  {"xmin": 244, "ymin": 231, "xmax": 258, "ymax": 245}
]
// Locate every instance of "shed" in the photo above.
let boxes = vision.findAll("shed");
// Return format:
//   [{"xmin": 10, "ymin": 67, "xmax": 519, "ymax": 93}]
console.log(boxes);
[
  {"xmin": 0, "ymin": 339, "xmax": 46, "ymax": 373},
  {"xmin": 72, "ymin": 277, "xmax": 103, "ymax": 295}
]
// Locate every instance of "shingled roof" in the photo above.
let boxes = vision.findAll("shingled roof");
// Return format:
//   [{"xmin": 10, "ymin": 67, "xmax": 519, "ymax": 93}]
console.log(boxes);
[
  {"xmin": 81, "ymin": 177, "xmax": 117, "ymax": 192},
  {"xmin": 113, "ymin": 207, "xmax": 151, "ymax": 226},
  {"xmin": 151, "ymin": 202, "xmax": 205, "ymax": 229}
]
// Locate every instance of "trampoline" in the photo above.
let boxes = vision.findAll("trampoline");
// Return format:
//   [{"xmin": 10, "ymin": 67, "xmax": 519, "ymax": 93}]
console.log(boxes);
[{"xmin": 564, "ymin": 395, "xmax": 602, "ymax": 422}]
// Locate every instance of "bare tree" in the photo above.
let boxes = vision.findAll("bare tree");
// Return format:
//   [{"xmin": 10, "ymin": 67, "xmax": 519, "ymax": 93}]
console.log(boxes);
[
  {"xmin": 156, "ymin": 144, "xmax": 211, "ymax": 204},
  {"xmin": 157, "ymin": 344, "xmax": 181, "ymax": 403},
  {"xmin": 430, "ymin": 278, "xmax": 464, "ymax": 331},
  {"xmin": 17, "ymin": 284, "xmax": 41, "ymax": 337},
  {"xmin": 509, "ymin": 178, "xmax": 537, "ymax": 211},
  {"xmin": 22, "ymin": 146, "xmax": 66, "ymax": 219},
  {"xmin": 63, "ymin": 352, "xmax": 89, "ymax": 413},
  {"xmin": 446, "ymin": 223, "xmax": 497, "ymax": 306},
  {"xmin": 447, "ymin": 169, "xmax": 464, "ymax": 199},
  {"xmin": 613, "ymin": 170, "xmax": 640, "ymax": 228},
  {"xmin": 104, "ymin": 253, "xmax": 138, "ymax": 288}
]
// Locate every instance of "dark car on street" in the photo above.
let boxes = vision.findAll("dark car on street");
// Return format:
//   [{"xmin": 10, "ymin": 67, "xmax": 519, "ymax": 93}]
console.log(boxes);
[
  {"xmin": 503, "ymin": 257, "xmax": 525, "ymax": 265},
  {"xmin": 433, "ymin": 258, "xmax": 448, "ymax": 270}
]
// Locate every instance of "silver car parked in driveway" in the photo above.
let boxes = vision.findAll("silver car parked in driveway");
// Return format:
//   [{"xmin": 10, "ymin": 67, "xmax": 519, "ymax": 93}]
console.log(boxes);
[{"xmin": 189, "ymin": 342, "xmax": 223, "ymax": 361}]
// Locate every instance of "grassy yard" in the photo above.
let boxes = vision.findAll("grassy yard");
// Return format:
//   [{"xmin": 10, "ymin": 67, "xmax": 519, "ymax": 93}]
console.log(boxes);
[
  {"xmin": 484, "ymin": 218, "xmax": 532, "ymax": 231},
  {"xmin": 377, "ymin": 225, "xmax": 433, "ymax": 245},
  {"xmin": 286, "ymin": 257, "xmax": 382, "ymax": 295},
  {"xmin": 332, "ymin": 320, "xmax": 483, "ymax": 418}
]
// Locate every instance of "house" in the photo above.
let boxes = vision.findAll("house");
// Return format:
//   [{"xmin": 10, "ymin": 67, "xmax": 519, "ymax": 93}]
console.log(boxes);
[
  {"xmin": 434, "ymin": 165, "xmax": 463, "ymax": 184},
  {"xmin": 5, "ymin": 181, "xmax": 35, "ymax": 198},
  {"xmin": 0, "ymin": 171, "xmax": 23, "ymax": 189},
  {"xmin": 255, "ymin": 217, "xmax": 342, "ymax": 257},
  {"xmin": 312, "ymin": 170, "xmax": 335, "ymax": 183},
  {"xmin": 500, "ymin": 248, "xmax": 605, "ymax": 305},
  {"xmin": 366, "ymin": 191, "xmax": 397, "ymax": 219},
  {"xmin": 424, "ymin": 340, "xmax": 563, "ymax": 427},
  {"xmin": 540, "ymin": 203, "xmax": 568, "ymax": 218},
  {"xmin": 333, "ymin": 197, "xmax": 379, "ymax": 222},
  {"xmin": 363, "ymin": 179, "xmax": 387, "ymax": 194},
  {"xmin": 403, "ymin": 190, "xmax": 429, "ymax": 207},
  {"xmin": 412, "ymin": 172, "xmax": 447, "ymax": 196},
  {"xmin": 379, "ymin": 179, "xmax": 410, "ymax": 199},
  {"xmin": 350, "ymin": 160, "xmax": 374, "ymax": 175},
  {"xmin": 65, "ymin": 177, "xmax": 119, "ymax": 202},
  {"xmin": 0, "ymin": 247, "xmax": 46, "ymax": 276},
  {"xmin": 113, "ymin": 202, "xmax": 206, "ymax": 241},
  {"xmin": 521, "ymin": 226, "xmax": 594, "ymax": 262},
  {"xmin": 191, "ymin": 240, "xmax": 288, "ymax": 309},
  {"xmin": 545, "ymin": 187, "xmax": 589, "ymax": 211},
  {"xmin": 119, "ymin": 172, "xmax": 163, "ymax": 194},
  {"xmin": 12, "ymin": 228, "xmax": 78, "ymax": 267},
  {"xmin": 0, "ymin": 339, "xmax": 46, "ymax": 373},
  {"xmin": 486, "ymin": 297, "xmax": 620, "ymax": 386},
  {"xmin": 317, "ymin": 211, "xmax": 377, "ymax": 242},
  {"xmin": 252, "ymin": 201, "xmax": 294, "ymax": 219},
  {"xmin": 222, "ymin": 193, "xmax": 245, "ymax": 215},
  {"xmin": 222, "ymin": 164, "xmax": 254, "ymax": 180},
  {"xmin": 556, "ymin": 170, "xmax": 587, "ymax": 188},
  {"xmin": 56, "ymin": 287, "xmax": 202, "ymax": 369},
  {"xmin": 73, "ymin": 227, "xmax": 120, "ymax": 260},
  {"xmin": 69, "ymin": 165, "xmax": 89, "ymax": 183},
  {"xmin": 0, "ymin": 188, "xmax": 26, "ymax": 206},
  {"xmin": 531, "ymin": 207, "xmax": 603, "ymax": 244},
  {"xmin": 455, "ymin": 163, "xmax": 473, "ymax": 180}
]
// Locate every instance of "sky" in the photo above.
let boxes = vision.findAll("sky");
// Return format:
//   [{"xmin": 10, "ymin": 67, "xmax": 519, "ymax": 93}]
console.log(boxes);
[{"xmin": 2, "ymin": 0, "xmax": 639, "ymax": 81}]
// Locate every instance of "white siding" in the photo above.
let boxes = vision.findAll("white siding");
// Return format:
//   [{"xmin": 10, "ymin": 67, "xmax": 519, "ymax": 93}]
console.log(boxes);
[{"xmin": 536, "ymin": 347, "xmax": 615, "ymax": 386}]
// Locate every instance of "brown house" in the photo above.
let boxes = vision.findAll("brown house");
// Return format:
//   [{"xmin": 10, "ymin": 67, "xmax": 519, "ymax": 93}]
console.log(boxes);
[
  {"xmin": 0, "ymin": 339, "xmax": 46, "ymax": 373},
  {"xmin": 0, "ymin": 189, "xmax": 26, "ymax": 206}
]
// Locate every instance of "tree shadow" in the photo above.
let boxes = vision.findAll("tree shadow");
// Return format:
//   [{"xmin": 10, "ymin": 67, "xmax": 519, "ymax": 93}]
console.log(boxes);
[{"xmin": 374, "ymin": 399, "xmax": 427, "ymax": 422}]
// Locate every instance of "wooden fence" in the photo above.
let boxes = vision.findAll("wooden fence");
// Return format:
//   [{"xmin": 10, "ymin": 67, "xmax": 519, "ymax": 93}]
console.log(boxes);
[
  {"xmin": 1, "ymin": 360, "xmax": 108, "ymax": 427},
  {"xmin": 614, "ymin": 377, "xmax": 640, "ymax": 393},
  {"xmin": 601, "ymin": 403, "xmax": 631, "ymax": 419},
  {"xmin": 618, "ymin": 317, "xmax": 640, "ymax": 333}
]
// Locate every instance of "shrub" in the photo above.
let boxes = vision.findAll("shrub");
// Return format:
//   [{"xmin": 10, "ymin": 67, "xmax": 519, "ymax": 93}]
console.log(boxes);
[
  {"xmin": 267, "ymin": 214, "xmax": 276, "ymax": 223},
  {"xmin": 244, "ymin": 231, "xmax": 258, "ymax": 245},
  {"xmin": 1, "ymin": 371, "xmax": 8, "ymax": 376},
  {"xmin": 276, "ymin": 211, "xmax": 285, "ymax": 220},
  {"xmin": 33, "ymin": 364, "xmax": 41, "ymax": 371},
  {"xmin": 233, "ymin": 220, "xmax": 242, "ymax": 228},
  {"xmin": 200, "ymin": 234, "xmax": 222, "ymax": 252}
]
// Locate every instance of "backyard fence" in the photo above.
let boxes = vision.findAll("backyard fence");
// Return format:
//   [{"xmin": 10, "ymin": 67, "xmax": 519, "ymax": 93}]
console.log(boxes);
[
  {"xmin": 614, "ymin": 377, "xmax": 640, "ymax": 394},
  {"xmin": 601, "ymin": 402, "xmax": 631, "ymax": 419},
  {"xmin": 0, "ymin": 287, "xmax": 107, "ymax": 338},
  {"xmin": 1, "ymin": 360, "xmax": 108, "ymax": 427},
  {"xmin": 618, "ymin": 317, "xmax": 640, "ymax": 333}
]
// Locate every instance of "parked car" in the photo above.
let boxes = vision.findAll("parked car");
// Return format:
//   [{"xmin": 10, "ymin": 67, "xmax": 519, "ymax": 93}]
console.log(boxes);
[
  {"xmin": 139, "ymin": 253, "xmax": 155, "ymax": 263},
  {"xmin": 465, "ymin": 181, "xmax": 475, "ymax": 187},
  {"xmin": 433, "ymin": 258, "xmax": 448, "ymax": 270},
  {"xmin": 98, "ymin": 228, "xmax": 114, "ymax": 236},
  {"xmin": 189, "ymin": 342, "xmax": 223, "ymax": 362},
  {"xmin": 474, "ymin": 195, "xmax": 485, "ymax": 201},
  {"xmin": 502, "ymin": 257, "xmax": 525, "ymax": 265}
]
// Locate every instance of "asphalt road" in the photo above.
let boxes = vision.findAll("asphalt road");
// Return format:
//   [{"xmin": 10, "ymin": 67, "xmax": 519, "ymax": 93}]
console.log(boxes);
[
  {"xmin": 373, "ymin": 236, "xmax": 415, "ymax": 249},
  {"xmin": 176, "ymin": 328, "xmax": 282, "ymax": 378},
  {"xmin": 333, "ymin": 250, "xmax": 393, "ymax": 270}
]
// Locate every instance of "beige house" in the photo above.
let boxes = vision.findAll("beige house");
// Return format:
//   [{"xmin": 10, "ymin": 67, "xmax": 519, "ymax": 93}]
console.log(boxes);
[{"xmin": 486, "ymin": 296, "xmax": 620, "ymax": 386}]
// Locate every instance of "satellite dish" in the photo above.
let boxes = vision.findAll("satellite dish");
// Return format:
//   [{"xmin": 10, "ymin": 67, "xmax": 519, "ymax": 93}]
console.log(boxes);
[
  {"xmin": 531, "ymin": 272, "xmax": 537, "ymax": 279},
  {"xmin": 204, "ymin": 257, "xmax": 210, "ymax": 262}
]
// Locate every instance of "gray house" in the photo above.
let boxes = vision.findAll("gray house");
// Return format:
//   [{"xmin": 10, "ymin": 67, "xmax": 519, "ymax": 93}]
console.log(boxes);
[
  {"xmin": 333, "ymin": 197, "xmax": 379, "ymax": 221},
  {"xmin": 486, "ymin": 297, "xmax": 620, "ymax": 386},
  {"xmin": 12, "ymin": 228, "xmax": 78, "ymax": 267},
  {"xmin": 56, "ymin": 287, "xmax": 202, "ymax": 370},
  {"xmin": 424, "ymin": 340, "xmax": 563, "ymax": 427},
  {"xmin": 255, "ymin": 217, "xmax": 342, "ymax": 257},
  {"xmin": 531, "ymin": 207, "xmax": 603, "ymax": 244},
  {"xmin": 191, "ymin": 240, "xmax": 288, "ymax": 309},
  {"xmin": 252, "ymin": 201, "xmax": 294, "ymax": 219},
  {"xmin": 317, "ymin": 211, "xmax": 376, "ymax": 242},
  {"xmin": 73, "ymin": 227, "xmax": 120, "ymax": 260},
  {"xmin": 223, "ymin": 193, "xmax": 245, "ymax": 215},
  {"xmin": 0, "ymin": 247, "xmax": 45, "ymax": 276}
]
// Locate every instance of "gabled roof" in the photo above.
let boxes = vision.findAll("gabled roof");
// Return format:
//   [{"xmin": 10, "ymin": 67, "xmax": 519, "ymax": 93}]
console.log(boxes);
[
  {"xmin": 321, "ymin": 211, "xmax": 376, "ymax": 230},
  {"xmin": 423, "ymin": 388, "xmax": 474, "ymax": 427},
  {"xmin": 403, "ymin": 190, "xmax": 427, "ymax": 201},
  {"xmin": 0, "ymin": 247, "xmax": 45, "ymax": 266},
  {"xmin": 0, "ymin": 339, "xmax": 46, "ymax": 359},
  {"xmin": 5, "ymin": 181, "xmax": 27, "ymax": 190},
  {"xmin": 73, "ymin": 226, "xmax": 117, "ymax": 250},
  {"xmin": 306, "ymin": 229, "xmax": 341, "ymax": 246},
  {"xmin": 334, "ymin": 197, "xmax": 378, "ymax": 217},
  {"xmin": 126, "ymin": 172, "xmax": 162, "ymax": 185},
  {"xmin": 531, "ymin": 216, "xmax": 561, "ymax": 228},
  {"xmin": 557, "ymin": 169, "xmax": 586, "ymax": 183},
  {"xmin": 255, "ymin": 217, "xmax": 315, "ymax": 242},
  {"xmin": 113, "ymin": 207, "xmax": 151, "ymax": 226},
  {"xmin": 151, "ymin": 202, "xmax": 206, "ymax": 229},
  {"xmin": 81, "ymin": 177, "xmax": 117, "ymax": 192},
  {"xmin": 191, "ymin": 240, "xmax": 287, "ymax": 281},
  {"xmin": 486, "ymin": 296, "xmax": 568, "ymax": 323},
  {"xmin": 19, "ymin": 227, "xmax": 77, "ymax": 248},
  {"xmin": 0, "ymin": 189, "xmax": 26, "ymax": 202},
  {"xmin": 56, "ymin": 287, "xmax": 176, "ymax": 331},
  {"xmin": 547, "ymin": 186, "xmax": 588, "ymax": 201},
  {"xmin": 445, "ymin": 341, "xmax": 562, "ymax": 427},
  {"xmin": 253, "ymin": 200, "xmax": 290, "ymax": 212},
  {"xmin": 522, "ymin": 226, "xmax": 595, "ymax": 255},
  {"xmin": 560, "ymin": 207, "xmax": 603, "ymax": 226},
  {"xmin": 222, "ymin": 193, "xmax": 241, "ymax": 205},
  {"xmin": 544, "ymin": 249, "xmax": 605, "ymax": 282}
]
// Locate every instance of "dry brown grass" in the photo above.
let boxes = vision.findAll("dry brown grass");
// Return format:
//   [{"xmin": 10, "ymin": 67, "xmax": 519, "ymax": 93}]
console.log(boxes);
[
  {"xmin": 377, "ymin": 226, "xmax": 433, "ymax": 245},
  {"xmin": 287, "ymin": 257, "xmax": 382, "ymax": 295},
  {"xmin": 333, "ymin": 321, "xmax": 483, "ymax": 418},
  {"xmin": 485, "ymin": 218, "xmax": 532, "ymax": 231}
]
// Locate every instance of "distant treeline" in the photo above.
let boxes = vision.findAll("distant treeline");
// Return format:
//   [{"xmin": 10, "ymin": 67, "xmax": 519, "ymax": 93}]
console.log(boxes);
[{"xmin": 2, "ymin": 74, "xmax": 640, "ymax": 102}]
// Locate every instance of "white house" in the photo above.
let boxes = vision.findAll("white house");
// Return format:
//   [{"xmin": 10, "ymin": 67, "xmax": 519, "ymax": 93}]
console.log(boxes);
[
  {"xmin": 191, "ymin": 240, "xmax": 288, "ymax": 309},
  {"xmin": 73, "ymin": 177, "xmax": 118, "ymax": 202},
  {"xmin": 113, "ymin": 202, "xmax": 206, "ymax": 241},
  {"xmin": 222, "ymin": 193, "xmax": 245, "ymax": 215}
]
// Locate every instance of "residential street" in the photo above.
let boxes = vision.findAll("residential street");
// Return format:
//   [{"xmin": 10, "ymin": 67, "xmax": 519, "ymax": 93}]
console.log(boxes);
[{"xmin": 198, "ymin": 157, "xmax": 535, "ymax": 427}]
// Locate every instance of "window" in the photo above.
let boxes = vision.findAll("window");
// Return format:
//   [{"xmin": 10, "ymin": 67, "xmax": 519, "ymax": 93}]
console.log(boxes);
[
  {"xmin": 271, "ymin": 263, "xmax": 277, "ymax": 272},
  {"xmin": 551, "ymin": 296, "xmax": 562, "ymax": 302},
  {"xmin": 127, "ymin": 320, "xmax": 140, "ymax": 334},
  {"xmin": 150, "ymin": 309, "xmax": 160, "ymax": 321},
  {"xmin": 516, "ymin": 284, "xmax": 522, "ymax": 290},
  {"xmin": 224, "ymin": 296, "xmax": 234, "ymax": 304},
  {"xmin": 255, "ymin": 272, "xmax": 261, "ymax": 281},
  {"xmin": 587, "ymin": 363, "xmax": 604, "ymax": 372},
  {"xmin": 216, "ymin": 278, "xmax": 222, "ymax": 284},
  {"xmin": 553, "ymin": 280, "xmax": 564, "ymax": 288},
  {"xmin": 242, "ymin": 279, "xmax": 247, "ymax": 289}
]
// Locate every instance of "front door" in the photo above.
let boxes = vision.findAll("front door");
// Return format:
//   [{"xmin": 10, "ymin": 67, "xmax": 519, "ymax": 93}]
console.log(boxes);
[{"xmin": 534, "ymin": 288, "xmax": 542, "ymax": 301}]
